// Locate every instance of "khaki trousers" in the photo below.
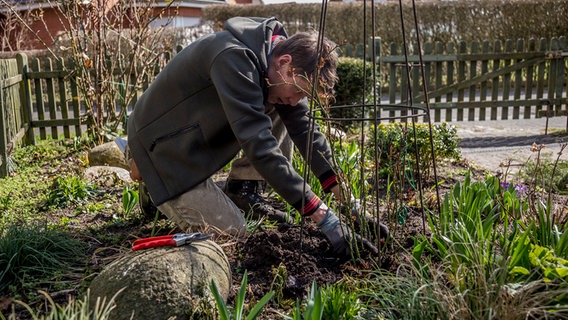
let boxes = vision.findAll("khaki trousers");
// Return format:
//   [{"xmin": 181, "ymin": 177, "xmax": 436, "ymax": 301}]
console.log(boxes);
[{"xmin": 157, "ymin": 178, "xmax": 246, "ymax": 236}]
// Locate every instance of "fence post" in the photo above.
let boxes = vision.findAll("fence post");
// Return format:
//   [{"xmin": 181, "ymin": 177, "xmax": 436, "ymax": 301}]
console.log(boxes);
[
  {"xmin": 17, "ymin": 53, "xmax": 34, "ymax": 145},
  {"xmin": 0, "ymin": 60, "xmax": 6, "ymax": 176}
]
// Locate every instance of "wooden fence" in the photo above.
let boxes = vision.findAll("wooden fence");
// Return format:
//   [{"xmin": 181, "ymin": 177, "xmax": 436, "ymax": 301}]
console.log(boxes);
[
  {"xmin": 378, "ymin": 37, "xmax": 567, "ymax": 123},
  {"xmin": 0, "ymin": 55, "xmax": 29, "ymax": 177},
  {"xmin": 0, "ymin": 37, "xmax": 567, "ymax": 177}
]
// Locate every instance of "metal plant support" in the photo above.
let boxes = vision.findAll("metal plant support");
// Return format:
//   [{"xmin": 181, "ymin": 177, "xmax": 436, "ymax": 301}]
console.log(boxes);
[{"xmin": 300, "ymin": 0, "xmax": 441, "ymax": 262}]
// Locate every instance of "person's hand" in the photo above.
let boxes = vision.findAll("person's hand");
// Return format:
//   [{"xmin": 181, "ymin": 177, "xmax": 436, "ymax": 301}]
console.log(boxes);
[
  {"xmin": 316, "ymin": 208, "xmax": 352, "ymax": 256},
  {"xmin": 340, "ymin": 198, "xmax": 389, "ymax": 244},
  {"xmin": 129, "ymin": 159, "xmax": 143, "ymax": 182},
  {"xmin": 317, "ymin": 208, "xmax": 380, "ymax": 257}
]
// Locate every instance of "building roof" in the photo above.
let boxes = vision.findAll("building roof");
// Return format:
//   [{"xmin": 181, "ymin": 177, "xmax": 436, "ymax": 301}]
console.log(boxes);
[{"xmin": 3, "ymin": 0, "xmax": 226, "ymax": 12}]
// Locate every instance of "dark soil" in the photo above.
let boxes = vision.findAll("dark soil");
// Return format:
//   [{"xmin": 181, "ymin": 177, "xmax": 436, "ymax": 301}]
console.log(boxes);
[
  {"xmin": 223, "ymin": 201, "xmax": 433, "ymax": 311},
  {"xmin": 230, "ymin": 223, "xmax": 345, "ymax": 300}
]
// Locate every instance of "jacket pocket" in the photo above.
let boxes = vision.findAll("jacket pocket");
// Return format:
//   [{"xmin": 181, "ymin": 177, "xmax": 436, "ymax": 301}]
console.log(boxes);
[{"xmin": 149, "ymin": 123, "xmax": 199, "ymax": 152}]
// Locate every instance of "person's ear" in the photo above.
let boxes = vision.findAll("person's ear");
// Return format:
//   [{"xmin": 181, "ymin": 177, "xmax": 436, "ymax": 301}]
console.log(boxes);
[
  {"xmin": 278, "ymin": 54, "xmax": 295, "ymax": 77},
  {"xmin": 276, "ymin": 54, "xmax": 292, "ymax": 68}
]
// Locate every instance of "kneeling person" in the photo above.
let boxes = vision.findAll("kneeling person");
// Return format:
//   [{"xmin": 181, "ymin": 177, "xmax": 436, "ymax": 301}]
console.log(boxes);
[{"xmin": 128, "ymin": 17, "xmax": 354, "ymax": 255}]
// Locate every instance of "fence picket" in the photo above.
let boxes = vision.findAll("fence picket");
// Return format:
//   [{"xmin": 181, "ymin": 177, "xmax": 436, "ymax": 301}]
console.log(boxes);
[
  {"xmin": 491, "ymin": 40, "xmax": 501, "ymax": 120},
  {"xmin": 57, "ymin": 58, "xmax": 70, "ymax": 138},
  {"xmin": 422, "ymin": 42, "xmax": 432, "ymax": 122},
  {"xmin": 513, "ymin": 39, "xmax": 524, "ymax": 119},
  {"xmin": 434, "ymin": 41, "xmax": 443, "ymax": 122},
  {"xmin": 400, "ymin": 45, "xmax": 409, "ymax": 119},
  {"xmin": 552, "ymin": 37, "xmax": 566, "ymax": 115},
  {"xmin": 479, "ymin": 40, "xmax": 490, "ymax": 121},
  {"xmin": 549, "ymin": 38, "xmax": 560, "ymax": 115},
  {"xmin": 536, "ymin": 38, "xmax": 547, "ymax": 117},
  {"xmin": 45, "ymin": 58, "xmax": 58, "ymax": 139},
  {"xmin": 446, "ymin": 42, "xmax": 455, "ymax": 122},
  {"xmin": 388, "ymin": 42, "xmax": 398, "ymax": 119},
  {"xmin": 0, "ymin": 60, "xmax": 7, "ymax": 176},
  {"xmin": 501, "ymin": 40, "xmax": 514, "ymax": 120},
  {"xmin": 68, "ymin": 60, "xmax": 82, "ymax": 137},
  {"xmin": 411, "ymin": 51, "xmax": 420, "ymax": 120},
  {"xmin": 17, "ymin": 54, "xmax": 34, "ymax": 145},
  {"xmin": 457, "ymin": 41, "xmax": 466, "ymax": 121},
  {"xmin": 31, "ymin": 58, "xmax": 46, "ymax": 139},
  {"xmin": 524, "ymin": 39, "xmax": 536, "ymax": 119},
  {"xmin": 468, "ymin": 40, "xmax": 478, "ymax": 121}
]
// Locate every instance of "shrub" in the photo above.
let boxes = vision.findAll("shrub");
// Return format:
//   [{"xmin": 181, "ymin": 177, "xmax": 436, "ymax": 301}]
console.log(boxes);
[
  {"xmin": 514, "ymin": 149, "xmax": 568, "ymax": 194},
  {"xmin": 371, "ymin": 122, "xmax": 461, "ymax": 181},
  {"xmin": 330, "ymin": 57, "xmax": 379, "ymax": 130}
]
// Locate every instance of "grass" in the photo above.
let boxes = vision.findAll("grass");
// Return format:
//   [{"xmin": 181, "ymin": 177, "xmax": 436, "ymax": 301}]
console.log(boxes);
[
  {"xmin": 4, "ymin": 289, "xmax": 122, "ymax": 320},
  {"xmin": 0, "ymin": 223, "xmax": 87, "ymax": 296}
]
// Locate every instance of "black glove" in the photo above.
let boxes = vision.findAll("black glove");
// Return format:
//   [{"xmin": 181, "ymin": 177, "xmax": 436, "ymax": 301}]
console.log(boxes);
[
  {"xmin": 341, "ymin": 199, "xmax": 389, "ymax": 244},
  {"xmin": 317, "ymin": 208, "xmax": 352, "ymax": 256},
  {"xmin": 317, "ymin": 208, "xmax": 380, "ymax": 257}
]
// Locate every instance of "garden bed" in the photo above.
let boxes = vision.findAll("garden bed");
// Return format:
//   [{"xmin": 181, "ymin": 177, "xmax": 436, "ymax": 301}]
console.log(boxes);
[{"xmin": 2, "ymin": 136, "xmax": 568, "ymax": 319}]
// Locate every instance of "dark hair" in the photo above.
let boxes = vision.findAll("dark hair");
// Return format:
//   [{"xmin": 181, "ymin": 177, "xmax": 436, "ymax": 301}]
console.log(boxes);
[{"xmin": 272, "ymin": 31, "xmax": 339, "ymax": 97}]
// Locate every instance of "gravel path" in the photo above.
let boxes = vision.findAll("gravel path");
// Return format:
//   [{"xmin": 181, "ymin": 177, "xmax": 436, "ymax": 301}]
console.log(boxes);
[{"xmin": 454, "ymin": 116, "xmax": 568, "ymax": 174}]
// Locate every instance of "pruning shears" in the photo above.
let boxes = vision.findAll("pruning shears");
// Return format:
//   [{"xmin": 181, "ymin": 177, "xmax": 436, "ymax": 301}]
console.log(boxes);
[{"xmin": 132, "ymin": 232, "xmax": 212, "ymax": 251}]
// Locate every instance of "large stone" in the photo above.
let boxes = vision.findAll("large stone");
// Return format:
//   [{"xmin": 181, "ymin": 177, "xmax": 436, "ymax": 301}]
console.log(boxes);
[
  {"xmin": 83, "ymin": 166, "xmax": 131, "ymax": 185},
  {"xmin": 88, "ymin": 240, "xmax": 231, "ymax": 320},
  {"xmin": 88, "ymin": 141, "xmax": 128, "ymax": 169}
]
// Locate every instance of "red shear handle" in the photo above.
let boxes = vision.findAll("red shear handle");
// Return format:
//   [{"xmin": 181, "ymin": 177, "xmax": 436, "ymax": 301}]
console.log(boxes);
[
  {"xmin": 133, "ymin": 235, "xmax": 173, "ymax": 246},
  {"xmin": 132, "ymin": 239, "xmax": 176, "ymax": 251}
]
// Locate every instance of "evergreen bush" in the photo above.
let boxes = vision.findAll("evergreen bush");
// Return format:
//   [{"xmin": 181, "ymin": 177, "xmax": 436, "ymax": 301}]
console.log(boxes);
[{"xmin": 330, "ymin": 57, "xmax": 378, "ymax": 130}]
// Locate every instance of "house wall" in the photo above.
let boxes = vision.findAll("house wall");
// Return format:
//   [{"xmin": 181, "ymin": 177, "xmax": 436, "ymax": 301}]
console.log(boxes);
[
  {"xmin": 1, "ymin": 2, "xmax": 213, "ymax": 51},
  {"xmin": 1, "ymin": 6, "xmax": 68, "ymax": 51}
]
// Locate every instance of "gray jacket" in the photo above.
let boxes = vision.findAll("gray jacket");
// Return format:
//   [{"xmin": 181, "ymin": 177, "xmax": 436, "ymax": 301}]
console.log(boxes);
[{"xmin": 127, "ymin": 17, "xmax": 337, "ymax": 213}]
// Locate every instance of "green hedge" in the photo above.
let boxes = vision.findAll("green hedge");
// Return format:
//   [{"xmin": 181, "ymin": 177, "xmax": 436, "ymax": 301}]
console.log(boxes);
[{"xmin": 203, "ymin": 0, "xmax": 567, "ymax": 52}]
